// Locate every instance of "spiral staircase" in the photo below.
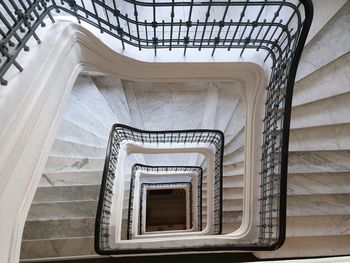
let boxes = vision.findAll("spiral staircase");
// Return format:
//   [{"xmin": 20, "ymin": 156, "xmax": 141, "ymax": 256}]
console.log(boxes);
[
  {"xmin": 0, "ymin": 0, "xmax": 349, "ymax": 262},
  {"xmin": 19, "ymin": 0, "xmax": 350, "ymax": 257}
]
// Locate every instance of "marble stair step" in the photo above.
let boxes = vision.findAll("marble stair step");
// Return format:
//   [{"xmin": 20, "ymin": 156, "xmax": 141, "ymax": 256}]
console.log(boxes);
[
  {"xmin": 39, "ymin": 170, "xmax": 103, "ymax": 186},
  {"xmin": 202, "ymin": 199, "xmax": 243, "ymax": 212},
  {"xmin": 223, "ymin": 147, "xmax": 244, "ymax": 165},
  {"xmin": 71, "ymin": 76, "xmax": 117, "ymax": 129},
  {"xmin": 55, "ymin": 118, "xmax": 108, "ymax": 148},
  {"xmin": 208, "ymin": 195, "xmax": 350, "ymax": 222},
  {"xmin": 287, "ymin": 194, "xmax": 350, "ymax": 217},
  {"xmin": 221, "ymin": 211, "xmax": 243, "ymax": 223},
  {"xmin": 224, "ymin": 128, "xmax": 245, "ymax": 156},
  {"xmin": 290, "ymin": 92, "xmax": 350, "ymax": 130},
  {"xmin": 123, "ymin": 80, "xmax": 211, "ymax": 131},
  {"xmin": 289, "ymin": 123, "xmax": 350, "ymax": 152},
  {"xmin": 202, "ymin": 174, "xmax": 244, "ymax": 188},
  {"xmin": 288, "ymin": 150, "xmax": 350, "ymax": 174},
  {"xmin": 213, "ymin": 82, "xmax": 241, "ymax": 131},
  {"xmin": 222, "ymin": 222, "xmax": 242, "ymax": 234},
  {"xmin": 223, "ymin": 175, "xmax": 244, "ymax": 188},
  {"xmin": 286, "ymin": 215, "xmax": 350, "ymax": 238},
  {"xmin": 255, "ymin": 235, "xmax": 350, "ymax": 259},
  {"xmin": 27, "ymin": 200, "xmax": 98, "ymax": 221},
  {"xmin": 202, "ymin": 187, "xmax": 243, "ymax": 201},
  {"xmin": 223, "ymin": 187, "xmax": 243, "ymax": 199},
  {"xmin": 50, "ymin": 139, "xmax": 106, "ymax": 159},
  {"xmin": 22, "ymin": 217, "xmax": 95, "ymax": 240},
  {"xmin": 201, "ymin": 84, "xmax": 219, "ymax": 130},
  {"xmin": 293, "ymin": 52, "xmax": 350, "ymax": 107},
  {"xmin": 44, "ymin": 156, "xmax": 105, "ymax": 172},
  {"xmin": 288, "ymin": 172, "xmax": 350, "ymax": 195},
  {"xmin": 295, "ymin": 1, "xmax": 350, "ymax": 82},
  {"xmin": 223, "ymin": 202, "xmax": 243, "ymax": 213},
  {"xmin": 33, "ymin": 185, "xmax": 100, "ymax": 203},
  {"xmin": 20, "ymin": 237, "xmax": 95, "ymax": 260},
  {"xmin": 224, "ymin": 99, "xmax": 246, "ymax": 145},
  {"xmin": 217, "ymin": 194, "xmax": 350, "ymax": 215},
  {"xmin": 23, "ymin": 218, "xmax": 129, "ymax": 241},
  {"xmin": 63, "ymin": 95, "xmax": 109, "ymax": 139},
  {"xmin": 92, "ymin": 76, "xmax": 134, "ymax": 126},
  {"xmin": 223, "ymin": 164, "xmax": 244, "ymax": 177}
]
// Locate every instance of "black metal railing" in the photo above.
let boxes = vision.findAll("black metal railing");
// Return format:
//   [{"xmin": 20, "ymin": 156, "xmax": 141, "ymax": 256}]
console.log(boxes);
[
  {"xmin": 1, "ymin": 0, "xmax": 311, "ymax": 86},
  {"xmin": 0, "ymin": 0, "xmax": 313, "ymax": 254},
  {"xmin": 95, "ymin": 124, "xmax": 224, "ymax": 253},
  {"xmin": 127, "ymin": 164, "xmax": 203, "ymax": 239},
  {"xmin": 139, "ymin": 182, "xmax": 193, "ymax": 235}
]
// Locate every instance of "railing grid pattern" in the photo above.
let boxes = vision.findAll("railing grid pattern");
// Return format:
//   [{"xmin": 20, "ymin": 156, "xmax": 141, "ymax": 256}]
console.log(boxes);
[{"xmin": 127, "ymin": 164, "xmax": 203, "ymax": 239}]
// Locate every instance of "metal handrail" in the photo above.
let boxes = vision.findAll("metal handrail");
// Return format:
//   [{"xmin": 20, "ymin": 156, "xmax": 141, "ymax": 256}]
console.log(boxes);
[
  {"xmin": 95, "ymin": 124, "xmax": 224, "ymax": 253},
  {"xmin": 127, "ymin": 164, "xmax": 204, "ymax": 239},
  {"xmin": 0, "ymin": 0, "xmax": 314, "ymax": 255}
]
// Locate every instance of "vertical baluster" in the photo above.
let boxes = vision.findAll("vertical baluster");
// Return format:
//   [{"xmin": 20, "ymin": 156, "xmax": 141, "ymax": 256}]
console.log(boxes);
[
  {"xmin": 199, "ymin": 0, "xmax": 212, "ymax": 51},
  {"xmin": 145, "ymin": 20, "xmax": 149, "ymax": 45},
  {"xmin": 132, "ymin": 1, "xmax": 141, "ymax": 50},
  {"xmin": 91, "ymin": 0, "xmax": 102, "ymax": 31},
  {"xmin": 192, "ymin": 19, "xmax": 199, "ymax": 45},
  {"xmin": 169, "ymin": 0, "xmax": 174, "ymax": 50},
  {"xmin": 228, "ymin": 1, "xmax": 248, "ymax": 51},
  {"xmin": 212, "ymin": 0, "xmax": 230, "ymax": 55},
  {"xmin": 126, "ymin": 14, "xmax": 131, "ymax": 41},
  {"xmin": 152, "ymin": 0, "xmax": 157, "ymax": 55},
  {"xmin": 177, "ymin": 19, "xmax": 182, "ymax": 44},
  {"xmin": 207, "ymin": 19, "xmax": 216, "ymax": 45},
  {"xmin": 183, "ymin": 0, "xmax": 194, "ymax": 56}
]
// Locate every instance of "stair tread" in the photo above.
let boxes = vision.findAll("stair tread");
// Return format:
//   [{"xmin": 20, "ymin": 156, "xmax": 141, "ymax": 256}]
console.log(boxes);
[
  {"xmin": 289, "ymin": 123, "xmax": 350, "ymax": 152},
  {"xmin": 33, "ymin": 185, "xmax": 100, "ymax": 202},
  {"xmin": 50, "ymin": 139, "xmax": 106, "ymax": 159},
  {"xmin": 40, "ymin": 170, "xmax": 103, "ymax": 186},
  {"xmin": 44, "ymin": 156, "xmax": 105, "ymax": 173},
  {"xmin": 293, "ymin": 52, "xmax": 350, "ymax": 107},
  {"xmin": 291, "ymin": 92, "xmax": 350, "ymax": 130},
  {"xmin": 56, "ymin": 118, "xmax": 107, "ymax": 148},
  {"xmin": 71, "ymin": 76, "xmax": 117, "ymax": 129},
  {"xmin": 20, "ymin": 237, "xmax": 95, "ymax": 259}
]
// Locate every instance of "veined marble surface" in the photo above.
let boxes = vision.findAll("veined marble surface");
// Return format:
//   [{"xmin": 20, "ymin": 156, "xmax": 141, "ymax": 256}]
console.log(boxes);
[
  {"xmin": 296, "ymin": 1, "xmax": 350, "ymax": 81},
  {"xmin": 289, "ymin": 123, "xmax": 350, "ymax": 152},
  {"xmin": 293, "ymin": 52, "xmax": 350, "ymax": 107},
  {"xmin": 287, "ymin": 194, "xmax": 350, "ymax": 217},
  {"xmin": 27, "ymin": 200, "xmax": 97, "ymax": 221},
  {"xmin": 33, "ymin": 185, "xmax": 99, "ymax": 202},
  {"xmin": 22, "ymin": 218, "xmax": 95, "ymax": 240},
  {"xmin": 72, "ymin": 76, "xmax": 117, "ymax": 129},
  {"xmin": 21, "ymin": 237, "xmax": 95, "ymax": 259},
  {"xmin": 224, "ymin": 99, "xmax": 246, "ymax": 143},
  {"xmin": 288, "ymin": 150, "xmax": 350, "ymax": 174},
  {"xmin": 55, "ymin": 119, "xmax": 107, "ymax": 148},
  {"xmin": 286, "ymin": 215, "xmax": 350, "ymax": 237},
  {"xmin": 287, "ymin": 172, "xmax": 350, "ymax": 196},
  {"xmin": 291, "ymin": 92, "xmax": 350, "ymax": 129},
  {"xmin": 39, "ymin": 171, "xmax": 103, "ymax": 187},
  {"xmin": 93, "ymin": 76, "xmax": 134, "ymax": 126},
  {"xmin": 63, "ymin": 94, "xmax": 110, "ymax": 139},
  {"xmin": 224, "ymin": 128, "xmax": 245, "ymax": 155},
  {"xmin": 50, "ymin": 139, "xmax": 106, "ymax": 158},
  {"xmin": 44, "ymin": 156, "xmax": 104, "ymax": 173}
]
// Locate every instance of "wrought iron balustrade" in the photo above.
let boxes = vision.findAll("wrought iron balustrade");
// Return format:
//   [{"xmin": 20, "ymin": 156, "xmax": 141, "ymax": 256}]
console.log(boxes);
[
  {"xmin": 0, "ymin": 0, "xmax": 314, "ymax": 255},
  {"xmin": 95, "ymin": 124, "xmax": 224, "ymax": 253},
  {"xmin": 127, "ymin": 164, "xmax": 203, "ymax": 239}
]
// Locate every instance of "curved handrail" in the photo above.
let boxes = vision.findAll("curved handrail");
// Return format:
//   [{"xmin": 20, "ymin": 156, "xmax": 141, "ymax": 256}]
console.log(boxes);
[{"xmin": 0, "ymin": 0, "xmax": 313, "ymax": 255}]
